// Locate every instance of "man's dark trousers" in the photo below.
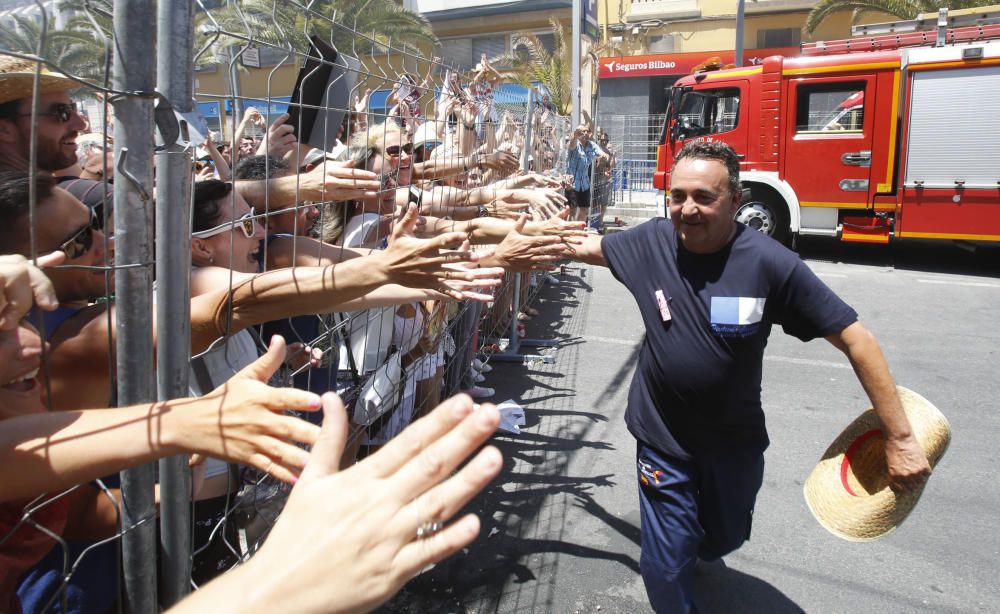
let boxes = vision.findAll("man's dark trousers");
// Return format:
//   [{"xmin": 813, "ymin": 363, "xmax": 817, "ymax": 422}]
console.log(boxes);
[{"xmin": 636, "ymin": 441, "xmax": 766, "ymax": 613}]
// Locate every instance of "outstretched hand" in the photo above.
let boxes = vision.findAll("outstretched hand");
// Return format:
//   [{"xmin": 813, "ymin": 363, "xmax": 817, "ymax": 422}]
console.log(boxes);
[
  {"xmin": 0, "ymin": 252, "xmax": 63, "ymax": 329},
  {"xmin": 491, "ymin": 214, "xmax": 574, "ymax": 272},
  {"xmin": 527, "ymin": 206, "xmax": 588, "ymax": 240},
  {"xmin": 481, "ymin": 150, "xmax": 519, "ymax": 175},
  {"xmin": 221, "ymin": 393, "xmax": 502, "ymax": 614},
  {"xmin": 299, "ymin": 158, "xmax": 381, "ymax": 202},
  {"xmin": 181, "ymin": 335, "xmax": 323, "ymax": 483},
  {"xmin": 377, "ymin": 203, "xmax": 505, "ymax": 299}
]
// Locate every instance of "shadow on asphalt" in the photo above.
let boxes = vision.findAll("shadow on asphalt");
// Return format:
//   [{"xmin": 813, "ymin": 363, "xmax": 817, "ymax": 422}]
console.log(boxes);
[
  {"xmin": 796, "ymin": 236, "xmax": 1000, "ymax": 278},
  {"xmin": 380, "ymin": 267, "xmax": 644, "ymax": 613},
  {"xmin": 695, "ymin": 564, "xmax": 805, "ymax": 613}
]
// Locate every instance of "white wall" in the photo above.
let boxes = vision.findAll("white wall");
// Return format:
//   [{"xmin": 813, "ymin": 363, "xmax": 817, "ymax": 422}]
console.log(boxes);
[{"xmin": 416, "ymin": 0, "xmax": 521, "ymax": 14}]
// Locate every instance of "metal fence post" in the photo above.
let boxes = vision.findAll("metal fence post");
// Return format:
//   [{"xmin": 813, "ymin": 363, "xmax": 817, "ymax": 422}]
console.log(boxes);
[
  {"xmin": 113, "ymin": 0, "xmax": 158, "ymax": 611},
  {"xmin": 492, "ymin": 87, "xmax": 556, "ymax": 365},
  {"xmin": 156, "ymin": 0, "xmax": 196, "ymax": 606}
]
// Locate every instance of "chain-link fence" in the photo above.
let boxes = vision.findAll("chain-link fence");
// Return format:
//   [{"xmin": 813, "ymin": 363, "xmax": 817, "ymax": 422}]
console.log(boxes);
[
  {"xmin": 0, "ymin": 1, "xmax": 575, "ymax": 610},
  {"xmin": 593, "ymin": 112, "xmax": 665, "ymax": 206}
]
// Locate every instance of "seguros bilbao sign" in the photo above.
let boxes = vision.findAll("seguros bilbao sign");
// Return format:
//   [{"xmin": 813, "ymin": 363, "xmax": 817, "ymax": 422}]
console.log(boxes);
[{"xmin": 598, "ymin": 48, "xmax": 799, "ymax": 79}]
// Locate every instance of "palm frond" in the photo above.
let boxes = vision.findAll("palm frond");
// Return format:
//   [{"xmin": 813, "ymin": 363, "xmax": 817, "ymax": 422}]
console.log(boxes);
[{"xmin": 806, "ymin": 0, "xmax": 927, "ymax": 32}]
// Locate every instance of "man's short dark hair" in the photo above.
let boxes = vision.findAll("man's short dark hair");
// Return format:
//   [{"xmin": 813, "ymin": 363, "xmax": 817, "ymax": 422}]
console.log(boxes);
[
  {"xmin": 192, "ymin": 179, "xmax": 233, "ymax": 233},
  {"xmin": 232, "ymin": 154, "xmax": 289, "ymax": 181},
  {"xmin": 0, "ymin": 170, "xmax": 57, "ymax": 252},
  {"xmin": 672, "ymin": 138, "xmax": 741, "ymax": 199}
]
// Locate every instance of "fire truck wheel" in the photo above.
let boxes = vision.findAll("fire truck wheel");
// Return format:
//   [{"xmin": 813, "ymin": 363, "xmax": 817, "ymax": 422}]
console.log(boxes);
[{"xmin": 736, "ymin": 190, "xmax": 790, "ymax": 245}]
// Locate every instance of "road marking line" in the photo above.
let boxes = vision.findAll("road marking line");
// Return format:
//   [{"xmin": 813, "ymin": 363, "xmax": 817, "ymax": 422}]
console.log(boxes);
[
  {"xmin": 583, "ymin": 335, "xmax": 640, "ymax": 346},
  {"xmin": 917, "ymin": 279, "xmax": 1000, "ymax": 289},
  {"xmin": 764, "ymin": 355, "xmax": 852, "ymax": 370}
]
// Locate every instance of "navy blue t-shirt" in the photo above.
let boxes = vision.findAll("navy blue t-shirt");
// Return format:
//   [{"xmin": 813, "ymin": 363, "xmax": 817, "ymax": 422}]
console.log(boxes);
[{"xmin": 601, "ymin": 218, "xmax": 858, "ymax": 460}]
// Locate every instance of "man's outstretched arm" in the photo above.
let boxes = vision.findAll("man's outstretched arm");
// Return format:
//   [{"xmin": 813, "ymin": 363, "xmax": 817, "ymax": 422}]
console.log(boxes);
[
  {"xmin": 825, "ymin": 321, "xmax": 932, "ymax": 493},
  {"xmin": 568, "ymin": 233, "xmax": 608, "ymax": 267}
]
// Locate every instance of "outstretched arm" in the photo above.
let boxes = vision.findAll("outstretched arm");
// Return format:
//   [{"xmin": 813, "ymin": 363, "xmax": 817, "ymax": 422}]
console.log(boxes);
[
  {"xmin": 0, "ymin": 337, "xmax": 321, "ymax": 501},
  {"xmin": 566, "ymin": 232, "xmax": 608, "ymax": 267},
  {"xmin": 825, "ymin": 321, "xmax": 931, "ymax": 493},
  {"xmin": 191, "ymin": 205, "xmax": 504, "ymax": 352},
  {"xmin": 235, "ymin": 160, "xmax": 380, "ymax": 208},
  {"xmin": 169, "ymin": 393, "xmax": 502, "ymax": 614}
]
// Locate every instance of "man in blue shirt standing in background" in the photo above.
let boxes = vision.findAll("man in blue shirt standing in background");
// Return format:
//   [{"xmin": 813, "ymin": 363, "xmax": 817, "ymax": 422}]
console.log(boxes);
[{"xmin": 565, "ymin": 124, "xmax": 608, "ymax": 226}]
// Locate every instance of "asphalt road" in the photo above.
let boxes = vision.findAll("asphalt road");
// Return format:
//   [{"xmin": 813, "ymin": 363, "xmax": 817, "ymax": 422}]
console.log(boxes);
[{"xmin": 382, "ymin": 237, "xmax": 1000, "ymax": 614}]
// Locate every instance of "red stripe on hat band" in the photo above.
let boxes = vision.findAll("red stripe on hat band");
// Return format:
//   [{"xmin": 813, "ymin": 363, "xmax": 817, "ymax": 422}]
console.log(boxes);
[{"xmin": 840, "ymin": 428, "xmax": 884, "ymax": 497}]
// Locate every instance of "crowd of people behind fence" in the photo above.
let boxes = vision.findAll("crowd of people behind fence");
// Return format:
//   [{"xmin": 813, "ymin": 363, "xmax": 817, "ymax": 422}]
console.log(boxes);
[{"xmin": 0, "ymin": 37, "xmax": 623, "ymax": 613}]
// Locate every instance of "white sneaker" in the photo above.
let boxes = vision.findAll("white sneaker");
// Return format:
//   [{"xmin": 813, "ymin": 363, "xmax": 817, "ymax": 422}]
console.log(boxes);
[
  {"xmin": 473, "ymin": 358, "xmax": 493, "ymax": 373},
  {"xmin": 474, "ymin": 372, "xmax": 486, "ymax": 384},
  {"xmin": 462, "ymin": 386, "xmax": 495, "ymax": 399}
]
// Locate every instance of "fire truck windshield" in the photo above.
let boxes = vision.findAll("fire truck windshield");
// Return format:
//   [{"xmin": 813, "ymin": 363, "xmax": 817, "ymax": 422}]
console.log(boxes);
[{"xmin": 675, "ymin": 88, "xmax": 740, "ymax": 139}]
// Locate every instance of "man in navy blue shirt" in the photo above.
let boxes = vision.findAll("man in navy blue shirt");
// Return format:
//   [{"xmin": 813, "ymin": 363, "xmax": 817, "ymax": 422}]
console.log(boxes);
[{"xmin": 568, "ymin": 139, "xmax": 931, "ymax": 612}]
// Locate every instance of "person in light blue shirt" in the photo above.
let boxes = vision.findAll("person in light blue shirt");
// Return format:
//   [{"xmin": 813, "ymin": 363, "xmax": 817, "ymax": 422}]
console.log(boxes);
[{"xmin": 565, "ymin": 124, "xmax": 608, "ymax": 225}]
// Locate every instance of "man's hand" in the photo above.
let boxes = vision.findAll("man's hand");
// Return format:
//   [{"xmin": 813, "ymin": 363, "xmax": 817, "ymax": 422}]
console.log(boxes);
[
  {"xmin": 298, "ymin": 159, "xmax": 381, "ymax": 202},
  {"xmin": 825, "ymin": 322, "xmax": 933, "ymax": 494},
  {"xmin": 884, "ymin": 434, "xmax": 932, "ymax": 493},
  {"xmin": 256, "ymin": 113, "xmax": 297, "ymax": 159},
  {"xmin": 0, "ymin": 252, "xmax": 63, "ymax": 329},
  {"xmin": 374, "ymin": 204, "xmax": 504, "ymax": 299},
  {"xmin": 489, "ymin": 214, "xmax": 574, "ymax": 272}
]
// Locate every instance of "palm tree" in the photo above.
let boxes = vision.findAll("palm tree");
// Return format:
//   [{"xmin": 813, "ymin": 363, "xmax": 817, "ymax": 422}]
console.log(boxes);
[
  {"xmin": 491, "ymin": 18, "xmax": 617, "ymax": 116},
  {"xmin": 195, "ymin": 0, "xmax": 437, "ymax": 66},
  {"xmin": 805, "ymin": 0, "xmax": 996, "ymax": 34},
  {"xmin": 492, "ymin": 18, "xmax": 573, "ymax": 114},
  {"xmin": 0, "ymin": 10, "xmax": 109, "ymax": 81}
]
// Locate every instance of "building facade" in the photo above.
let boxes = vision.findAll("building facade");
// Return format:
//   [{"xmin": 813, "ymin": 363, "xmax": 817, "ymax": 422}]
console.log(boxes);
[{"xmin": 595, "ymin": 0, "xmax": 890, "ymax": 116}]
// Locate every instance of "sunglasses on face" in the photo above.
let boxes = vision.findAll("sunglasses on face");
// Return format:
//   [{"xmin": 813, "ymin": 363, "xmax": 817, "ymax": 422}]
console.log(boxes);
[
  {"xmin": 56, "ymin": 208, "xmax": 103, "ymax": 259},
  {"xmin": 192, "ymin": 207, "xmax": 257, "ymax": 239},
  {"xmin": 383, "ymin": 143, "xmax": 414, "ymax": 158},
  {"xmin": 21, "ymin": 103, "xmax": 76, "ymax": 123}
]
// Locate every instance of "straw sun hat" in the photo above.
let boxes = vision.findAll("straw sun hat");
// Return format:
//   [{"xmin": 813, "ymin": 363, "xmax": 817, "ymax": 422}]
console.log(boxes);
[
  {"xmin": 0, "ymin": 56, "xmax": 78, "ymax": 105},
  {"xmin": 803, "ymin": 386, "xmax": 951, "ymax": 542}
]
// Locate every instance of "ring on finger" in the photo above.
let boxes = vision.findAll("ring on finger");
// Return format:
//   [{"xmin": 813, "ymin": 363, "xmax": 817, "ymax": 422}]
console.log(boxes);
[
  {"xmin": 413, "ymin": 496, "xmax": 443, "ymax": 540},
  {"xmin": 416, "ymin": 521, "xmax": 443, "ymax": 540}
]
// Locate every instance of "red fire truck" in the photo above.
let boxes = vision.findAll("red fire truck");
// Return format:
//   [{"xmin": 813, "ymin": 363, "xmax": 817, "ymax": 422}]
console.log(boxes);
[{"xmin": 652, "ymin": 8, "xmax": 1000, "ymax": 245}]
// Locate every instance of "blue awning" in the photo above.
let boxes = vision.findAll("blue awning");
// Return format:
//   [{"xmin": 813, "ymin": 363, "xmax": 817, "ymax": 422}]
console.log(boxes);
[
  {"xmin": 239, "ymin": 96, "xmax": 291, "ymax": 117},
  {"xmin": 369, "ymin": 88, "xmax": 392, "ymax": 111},
  {"xmin": 196, "ymin": 101, "xmax": 222, "ymax": 118},
  {"xmin": 220, "ymin": 96, "xmax": 292, "ymax": 117}
]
